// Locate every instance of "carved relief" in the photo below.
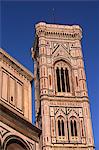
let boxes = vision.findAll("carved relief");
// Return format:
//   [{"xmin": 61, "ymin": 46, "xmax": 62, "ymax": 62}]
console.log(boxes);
[
  {"xmin": 52, "ymin": 44, "xmax": 71, "ymax": 63},
  {"xmin": 50, "ymin": 106, "xmax": 85, "ymax": 144}
]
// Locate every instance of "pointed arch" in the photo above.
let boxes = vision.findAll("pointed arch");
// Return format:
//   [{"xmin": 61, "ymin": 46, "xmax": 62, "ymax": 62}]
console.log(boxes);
[{"xmin": 56, "ymin": 115, "xmax": 65, "ymax": 137}]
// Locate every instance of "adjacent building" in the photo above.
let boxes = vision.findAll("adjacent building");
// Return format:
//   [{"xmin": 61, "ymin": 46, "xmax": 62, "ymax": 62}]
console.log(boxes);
[{"xmin": 0, "ymin": 48, "xmax": 41, "ymax": 150}]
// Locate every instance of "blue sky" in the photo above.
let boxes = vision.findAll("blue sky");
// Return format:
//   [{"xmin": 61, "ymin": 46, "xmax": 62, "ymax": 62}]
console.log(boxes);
[{"xmin": 1, "ymin": 1, "xmax": 99, "ymax": 149}]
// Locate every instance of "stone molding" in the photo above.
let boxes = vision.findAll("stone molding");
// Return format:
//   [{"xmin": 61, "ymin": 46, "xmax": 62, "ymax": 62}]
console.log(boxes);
[
  {"xmin": 0, "ymin": 122, "xmax": 37, "ymax": 150},
  {"xmin": 0, "ymin": 48, "xmax": 33, "ymax": 81},
  {"xmin": 0, "ymin": 103, "xmax": 41, "ymax": 143},
  {"xmin": 35, "ymin": 22, "xmax": 82, "ymax": 40}
]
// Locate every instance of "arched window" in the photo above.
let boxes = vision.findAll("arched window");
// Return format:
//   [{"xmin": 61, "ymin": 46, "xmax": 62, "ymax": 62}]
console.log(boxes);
[
  {"xmin": 5, "ymin": 138, "xmax": 28, "ymax": 150},
  {"xmin": 56, "ymin": 65, "xmax": 71, "ymax": 93},
  {"xmin": 70, "ymin": 119, "xmax": 78, "ymax": 137},
  {"xmin": 58, "ymin": 118, "xmax": 65, "ymax": 136}
]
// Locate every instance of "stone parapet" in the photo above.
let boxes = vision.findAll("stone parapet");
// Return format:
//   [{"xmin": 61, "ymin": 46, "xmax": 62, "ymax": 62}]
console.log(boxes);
[{"xmin": 35, "ymin": 22, "xmax": 82, "ymax": 40}]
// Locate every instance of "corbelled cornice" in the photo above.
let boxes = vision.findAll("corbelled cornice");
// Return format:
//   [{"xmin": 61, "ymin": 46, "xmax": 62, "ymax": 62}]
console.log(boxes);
[{"xmin": 35, "ymin": 22, "xmax": 82, "ymax": 40}]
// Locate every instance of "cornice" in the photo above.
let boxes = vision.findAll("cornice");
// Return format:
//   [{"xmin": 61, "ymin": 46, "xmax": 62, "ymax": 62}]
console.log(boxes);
[
  {"xmin": 36, "ymin": 22, "xmax": 82, "ymax": 31},
  {"xmin": 40, "ymin": 95, "xmax": 89, "ymax": 103},
  {"xmin": 36, "ymin": 22, "xmax": 82, "ymax": 40},
  {"xmin": 0, "ymin": 48, "xmax": 33, "ymax": 81}
]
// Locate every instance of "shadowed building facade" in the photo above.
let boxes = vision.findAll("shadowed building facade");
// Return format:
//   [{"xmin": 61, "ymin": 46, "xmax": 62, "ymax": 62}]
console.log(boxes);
[
  {"xmin": 32, "ymin": 22, "xmax": 94, "ymax": 150},
  {"xmin": 0, "ymin": 48, "xmax": 41, "ymax": 150}
]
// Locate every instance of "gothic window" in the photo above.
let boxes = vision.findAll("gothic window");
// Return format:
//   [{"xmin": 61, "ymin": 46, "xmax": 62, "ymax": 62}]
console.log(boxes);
[
  {"xmin": 58, "ymin": 117, "xmax": 65, "ymax": 136},
  {"xmin": 70, "ymin": 118, "xmax": 78, "ymax": 137},
  {"xmin": 56, "ymin": 66, "xmax": 71, "ymax": 93}
]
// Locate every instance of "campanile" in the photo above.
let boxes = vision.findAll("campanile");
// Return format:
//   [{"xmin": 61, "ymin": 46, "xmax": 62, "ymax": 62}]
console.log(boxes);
[{"xmin": 32, "ymin": 22, "xmax": 94, "ymax": 150}]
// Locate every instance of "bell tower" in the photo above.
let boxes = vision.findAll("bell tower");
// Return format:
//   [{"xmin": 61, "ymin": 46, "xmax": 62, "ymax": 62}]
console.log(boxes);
[{"xmin": 32, "ymin": 22, "xmax": 94, "ymax": 150}]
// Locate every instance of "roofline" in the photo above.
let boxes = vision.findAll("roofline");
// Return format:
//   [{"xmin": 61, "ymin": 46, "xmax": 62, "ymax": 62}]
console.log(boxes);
[
  {"xmin": 35, "ymin": 21, "xmax": 82, "ymax": 31},
  {"xmin": 0, "ymin": 48, "xmax": 33, "ymax": 81}
]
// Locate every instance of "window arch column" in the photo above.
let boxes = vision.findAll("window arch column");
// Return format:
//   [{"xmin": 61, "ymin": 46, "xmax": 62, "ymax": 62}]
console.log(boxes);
[
  {"xmin": 56, "ymin": 114, "xmax": 68, "ymax": 142},
  {"xmin": 68, "ymin": 116, "xmax": 81, "ymax": 143}
]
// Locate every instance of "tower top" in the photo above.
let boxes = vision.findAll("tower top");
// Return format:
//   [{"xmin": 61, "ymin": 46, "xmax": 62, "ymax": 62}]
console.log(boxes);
[{"xmin": 35, "ymin": 22, "xmax": 82, "ymax": 40}]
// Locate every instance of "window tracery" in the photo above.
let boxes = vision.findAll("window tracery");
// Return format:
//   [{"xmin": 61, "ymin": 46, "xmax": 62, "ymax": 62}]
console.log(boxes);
[
  {"xmin": 57, "ymin": 116, "xmax": 65, "ymax": 137},
  {"xmin": 51, "ymin": 107, "xmax": 84, "ymax": 143},
  {"xmin": 55, "ymin": 61, "xmax": 71, "ymax": 93}
]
